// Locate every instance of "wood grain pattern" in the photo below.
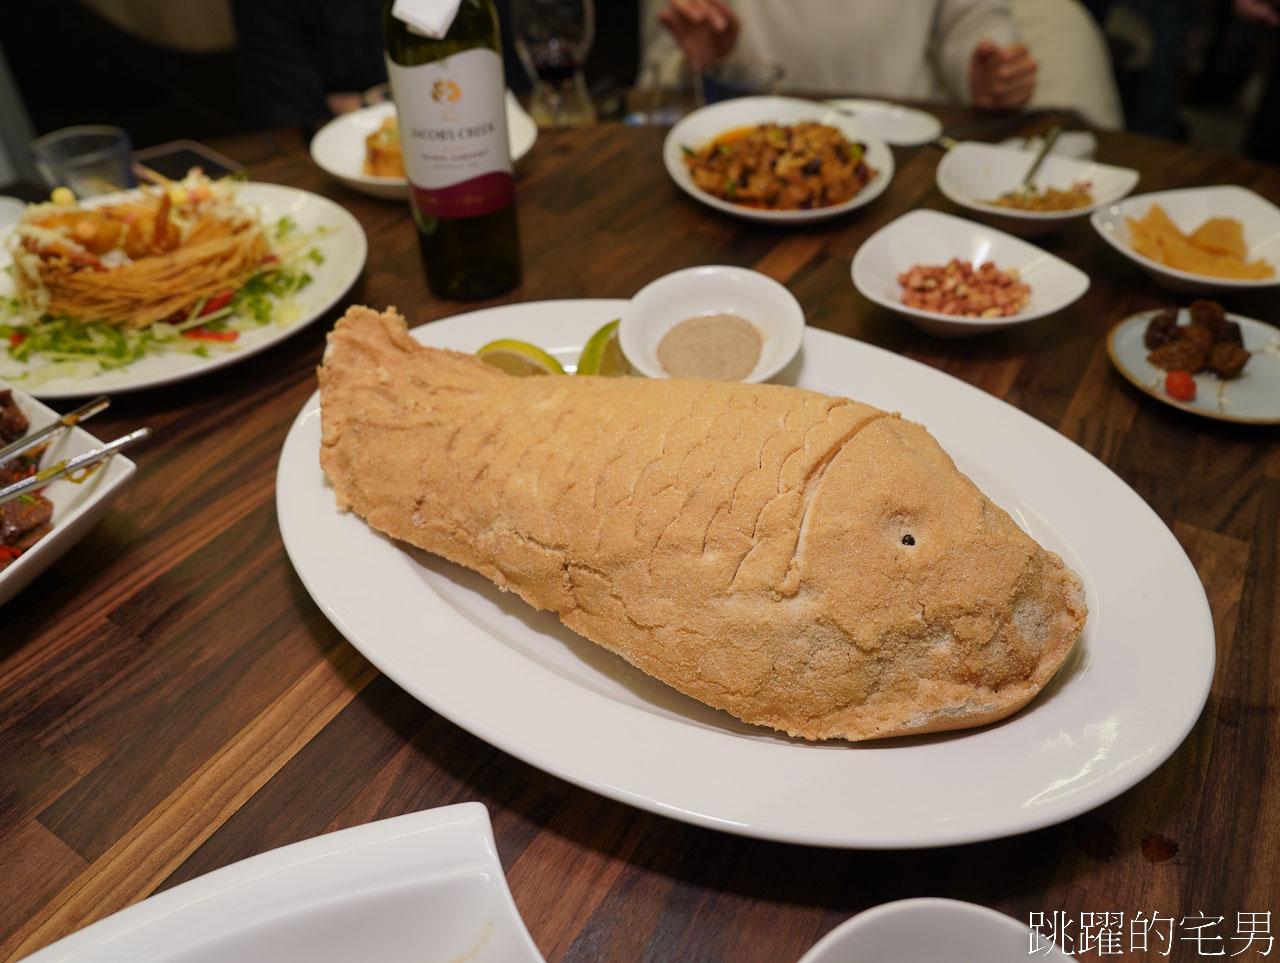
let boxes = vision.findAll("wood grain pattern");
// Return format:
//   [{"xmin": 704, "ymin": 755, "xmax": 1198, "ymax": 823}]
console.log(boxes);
[{"xmin": 2, "ymin": 107, "xmax": 1278, "ymax": 961}]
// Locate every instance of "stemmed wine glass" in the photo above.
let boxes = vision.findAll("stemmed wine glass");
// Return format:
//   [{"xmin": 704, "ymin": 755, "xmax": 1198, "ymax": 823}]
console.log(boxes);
[{"xmin": 511, "ymin": 0, "xmax": 596, "ymax": 127}]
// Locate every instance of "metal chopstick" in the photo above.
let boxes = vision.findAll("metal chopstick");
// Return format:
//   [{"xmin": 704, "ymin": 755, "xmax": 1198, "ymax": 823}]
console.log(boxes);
[
  {"xmin": 0, "ymin": 427, "xmax": 149, "ymax": 506},
  {"xmin": 0, "ymin": 396, "xmax": 110, "ymax": 464}
]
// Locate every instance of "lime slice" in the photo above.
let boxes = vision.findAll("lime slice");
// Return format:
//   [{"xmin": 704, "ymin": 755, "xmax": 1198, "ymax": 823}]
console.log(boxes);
[
  {"xmin": 576, "ymin": 319, "xmax": 630, "ymax": 376},
  {"xmin": 476, "ymin": 339, "xmax": 566, "ymax": 376}
]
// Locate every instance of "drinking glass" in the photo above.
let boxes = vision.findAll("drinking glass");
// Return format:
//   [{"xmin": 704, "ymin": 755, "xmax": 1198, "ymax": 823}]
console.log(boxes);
[
  {"xmin": 30, "ymin": 125, "xmax": 136, "ymax": 197},
  {"xmin": 512, "ymin": 0, "xmax": 597, "ymax": 127}
]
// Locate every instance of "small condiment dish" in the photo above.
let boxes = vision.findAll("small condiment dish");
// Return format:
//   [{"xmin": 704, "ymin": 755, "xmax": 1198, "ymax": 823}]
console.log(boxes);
[
  {"xmin": 1090, "ymin": 185, "xmax": 1280, "ymax": 293},
  {"xmin": 619, "ymin": 265, "xmax": 804, "ymax": 382},
  {"xmin": 937, "ymin": 140, "xmax": 1138, "ymax": 237},
  {"xmin": 851, "ymin": 209, "xmax": 1090, "ymax": 337},
  {"xmin": 797, "ymin": 898, "xmax": 1071, "ymax": 963}
]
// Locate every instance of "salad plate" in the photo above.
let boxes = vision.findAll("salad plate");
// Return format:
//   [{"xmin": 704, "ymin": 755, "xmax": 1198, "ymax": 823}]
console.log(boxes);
[
  {"xmin": 0, "ymin": 182, "xmax": 367, "ymax": 399},
  {"xmin": 309, "ymin": 95, "xmax": 538, "ymax": 200},
  {"xmin": 278, "ymin": 300, "xmax": 1214, "ymax": 849},
  {"xmin": 20, "ymin": 803, "xmax": 543, "ymax": 963}
]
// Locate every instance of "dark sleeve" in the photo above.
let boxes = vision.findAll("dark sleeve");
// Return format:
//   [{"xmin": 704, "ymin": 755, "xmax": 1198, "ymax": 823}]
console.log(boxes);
[{"xmin": 231, "ymin": 0, "xmax": 331, "ymax": 130}]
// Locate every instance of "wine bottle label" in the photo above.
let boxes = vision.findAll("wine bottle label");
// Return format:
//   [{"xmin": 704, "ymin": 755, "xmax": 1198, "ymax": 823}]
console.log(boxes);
[{"xmin": 387, "ymin": 48, "xmax": 515, "ymax": 219}]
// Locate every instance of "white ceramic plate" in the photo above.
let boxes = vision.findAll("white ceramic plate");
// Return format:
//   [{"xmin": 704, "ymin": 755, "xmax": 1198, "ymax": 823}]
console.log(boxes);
[
  {"xmin": 618, "ymin": 265, "xmax": 804, "ymax": 382},
  {"xmin": 851, "ymin": 209, "xmax": 1090, "ymax": 336},
  {"xmin": 1091, "ymin": 185, "xmax": 1280, "ymax": 293},
  {"xmin": 0, "ymin": 183, "xmax": 367, "ymax": 399},
  {"xmin": 20, "ymin": 803, "xmax": 544, "ymax": 963},
  {"xmin": 309, "ymin": 95, "xmax": 538, "ymax": 200},
  {"xmin": 826, "ymin": 98, "xmax": 942, "ymax": 147},
  {"xmin": 663, "ymin": 96, "xmax": 894, "ymax": 224},
  {"xmin": 798, "ymin": 898, "xmax": 1070, "ymax": 963},
  {"xmin": 937, "ymin": 141, "xmax": 1139, "ymax": 237},
  {"xmin": 1107, "ymin": 307, "xmax": 1280, "ymax": 424},
  {"xmin": 278, "ymin": 300, "xmax": 1213, "ymax": 849},
  {"xmin": 0, "ymin": 380, "xmax": 135, "ymax": 605}
]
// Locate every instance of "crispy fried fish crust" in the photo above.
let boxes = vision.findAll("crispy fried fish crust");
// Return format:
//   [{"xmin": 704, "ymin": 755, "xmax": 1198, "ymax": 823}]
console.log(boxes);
[{"xmin": 319, "ymin": 306, "xmax": 1087, "ymax": 741}]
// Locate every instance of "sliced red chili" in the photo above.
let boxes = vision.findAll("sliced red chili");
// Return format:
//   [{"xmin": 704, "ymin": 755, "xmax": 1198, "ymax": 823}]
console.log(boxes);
[
  {"xmin": 183, "ymin": 326, "xmax": 239, "ymax": 343},
  {"xmin": 8, "ymin": 332, "xmax": 26, "ymax": 347},
  {"xmin": 199, "ymin": 291, "xmax": 234, "ymax": 316},
  {"xmin": 0, "ymin": 546, "xmax": 23, "ymax": 561}
]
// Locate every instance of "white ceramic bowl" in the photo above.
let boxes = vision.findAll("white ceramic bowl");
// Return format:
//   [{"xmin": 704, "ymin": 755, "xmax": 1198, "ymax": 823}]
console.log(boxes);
[
  {"xmin": 663, "ymin": 95, "xmax": 895, "ymax": 225},
  {"xmin": 798, "ymin": 898, "xmax": 1071, "ymax": 963},
  {"xmin": 1091, "ymin": 185, "xmax": 1280, "ymax": 293},
  {"xmin": 618, "ymin": 265, "xmax": 804, "ymax": 382},
  {"xmin": 309, "ymin": 94, "xmax": 538, "ymax": 200},
  {"xmin": 851, "ymin": 209, "xmax": 1090, "ymax": 337},
  {"xmin": 0, "ymin": 381, "xmax": 136, "ymax": 605},
  {"xmin": 937, "ymin": 141, "xmax": 1138, "ymax": 237}
]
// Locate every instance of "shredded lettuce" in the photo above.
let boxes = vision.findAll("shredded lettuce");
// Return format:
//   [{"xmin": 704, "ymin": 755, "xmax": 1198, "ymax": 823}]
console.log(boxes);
[{"xmin": 0, "ymin": 216, "xmax": 326, "ymax": 383}]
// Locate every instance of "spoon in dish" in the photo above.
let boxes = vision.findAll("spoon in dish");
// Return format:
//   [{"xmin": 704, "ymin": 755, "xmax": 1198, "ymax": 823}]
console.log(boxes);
[{"xmin": 1004, "ymin": 125, "xmax": 1063, "ymax": 202}]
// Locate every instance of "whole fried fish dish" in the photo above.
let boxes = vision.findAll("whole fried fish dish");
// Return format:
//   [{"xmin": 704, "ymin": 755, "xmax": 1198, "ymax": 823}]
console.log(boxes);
[{"xmin": 319, "ymin": 306, "xmax": 1087, "ymax": 742}]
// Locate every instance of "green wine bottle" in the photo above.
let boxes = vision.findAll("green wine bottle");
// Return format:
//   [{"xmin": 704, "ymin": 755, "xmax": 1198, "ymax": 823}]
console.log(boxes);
[{"xmin": 384, "ymin": 0, "xmax": 522, "ymax": 300}]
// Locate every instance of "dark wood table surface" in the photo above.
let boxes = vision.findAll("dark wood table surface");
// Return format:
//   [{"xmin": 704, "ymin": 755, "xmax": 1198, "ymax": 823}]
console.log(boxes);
[{"xmin": 3, "ymin": 105, "xmax": 1279, "ymax": 962}]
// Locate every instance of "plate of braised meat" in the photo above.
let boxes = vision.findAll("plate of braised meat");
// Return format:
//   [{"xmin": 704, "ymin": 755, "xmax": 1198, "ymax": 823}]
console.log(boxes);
[
  {"xmin": 0, "ymin": 384, "xmax": 136, "ymax": 604},
  {"xmin": 1106, "ymin": 299, "xmax": 1280, "ymax": 424}
]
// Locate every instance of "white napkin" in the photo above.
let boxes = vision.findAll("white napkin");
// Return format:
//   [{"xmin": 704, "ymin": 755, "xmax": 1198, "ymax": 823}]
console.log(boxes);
[{"xmin": 391, "ymin": 0, "xmax": 463, "ymax": 38}]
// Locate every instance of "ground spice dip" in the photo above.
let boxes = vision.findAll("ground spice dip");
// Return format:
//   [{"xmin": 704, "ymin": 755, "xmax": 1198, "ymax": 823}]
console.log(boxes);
[{"xmin": 656, "ymin": 313, "xmax": 763, "ymax": 380}]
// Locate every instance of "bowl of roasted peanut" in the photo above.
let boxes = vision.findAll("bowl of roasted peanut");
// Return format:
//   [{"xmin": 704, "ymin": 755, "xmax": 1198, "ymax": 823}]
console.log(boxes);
[{"xmin": 851, "ymin": 209, "xmax": 1091, "ymax": 337}]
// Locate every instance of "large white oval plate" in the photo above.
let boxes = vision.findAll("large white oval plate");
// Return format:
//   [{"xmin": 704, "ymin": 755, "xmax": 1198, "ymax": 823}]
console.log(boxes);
[
  {"xmin": 0, "ymin": 183, "xmax": 368, "ymax": 399},
  {"xmin": 663, "ymin": 96, "xmax": 894, "ymax": 225},
  {"xmin": 277, "ymin": 299, "xmax": 1214, "ymax": 849}
]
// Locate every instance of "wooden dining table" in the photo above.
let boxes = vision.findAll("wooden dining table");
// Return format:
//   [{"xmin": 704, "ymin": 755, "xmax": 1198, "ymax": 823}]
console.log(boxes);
[{"xmin": 3, "ymin": 102, "xmax": 1278, "ymax": 962}]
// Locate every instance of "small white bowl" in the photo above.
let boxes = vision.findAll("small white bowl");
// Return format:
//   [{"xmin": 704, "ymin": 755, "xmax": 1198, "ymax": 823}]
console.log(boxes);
[
  {"xmin": 937, "ymin": 141, "xmax": 1139, "ymax": 237},
  {"xmin": 309, "ymin": 94, "xmax": 538, "ymax": 201},
  {"xmin": 663, "ymin": 95, "xmax": 895, "ymax": 225},
  {"xmin": 0, "ymin": 380, "xmax": 136, "ymax": 605},
  {"xmin": 1090, "ymin": 185, "xmax": 1280, "ymax": 293},
  {"xmin": 618, "ymin": 265, "xmax": 804, "ymax": 382},
  {"xmin": 797, "ymin": 898, "xmax": 1071, "ymax": 963},
  {"xmin": 851, "ymin": 209, "xmax": 1090, "ymax": 337}
]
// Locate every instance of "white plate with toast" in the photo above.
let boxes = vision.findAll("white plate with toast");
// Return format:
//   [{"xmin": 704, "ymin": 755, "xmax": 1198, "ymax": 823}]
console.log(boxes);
[{"xmin": 278, "ymin": 300, "xmax": 1214, "ymax": 848}]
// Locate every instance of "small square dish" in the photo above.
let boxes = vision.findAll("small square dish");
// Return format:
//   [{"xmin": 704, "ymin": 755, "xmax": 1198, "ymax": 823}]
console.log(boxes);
[
  {"xmin": 936, "ymin": 141, "xmax": 1138, "ymax": 237},
  {"xmin": 851, "ymin": 209, "xmax": 1090, "ymax": 337},
  {"xmin": 1090, "ymin": 185, "xmax": 1280, "ymax": 293},
  {"xmin": 0, "ymin": 381, "xmax": 135, "ymax": 605}
]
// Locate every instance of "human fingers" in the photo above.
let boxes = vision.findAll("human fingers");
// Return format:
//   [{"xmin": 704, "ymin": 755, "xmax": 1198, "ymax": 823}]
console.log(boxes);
[{"xmin": 990, "ymin": 63, "xmax": 1036, "ymax": 108}]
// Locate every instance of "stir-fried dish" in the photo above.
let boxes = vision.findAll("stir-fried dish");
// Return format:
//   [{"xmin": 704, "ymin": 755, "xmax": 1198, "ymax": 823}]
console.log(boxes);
[
  {"xmin": 1, "ymin": 169, "xmax": 323, "ymax": 384},
  {"xmin": 0, "ymin": 389, "xmax": 52, "ymax": 570},
  {"xmin": 683, "ymin": 122, "xmax": 877, "ymax": 210}
]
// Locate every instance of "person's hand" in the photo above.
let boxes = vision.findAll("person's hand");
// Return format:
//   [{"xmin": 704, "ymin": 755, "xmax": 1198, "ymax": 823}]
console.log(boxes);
[
  {"xmin": 657, "ymin": 0, "xmax": 740, "ymax": 71},
  {"xmin": 1234, "ymin": 0, "xmax": 1280, "ymax": 26},
  {"xmin": 968, "ymin": 40, "xmax": 1037, "ymax": 111}
]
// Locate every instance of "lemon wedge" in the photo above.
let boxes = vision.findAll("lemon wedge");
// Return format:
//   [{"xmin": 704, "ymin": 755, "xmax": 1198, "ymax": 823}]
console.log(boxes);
[
  {"xmin": 476, "ymin": 339, "xmax": 565, "ymax": 376},
  {"xmin": 576, "ymin": 319, "xmax": 630, "ymax": 376}
]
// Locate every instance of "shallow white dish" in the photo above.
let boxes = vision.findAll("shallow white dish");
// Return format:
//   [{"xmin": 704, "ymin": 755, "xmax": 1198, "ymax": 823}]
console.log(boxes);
[
  {"xmin": 798, "ymin": 898, "xmax": 1070, "ymax": 963},
  {"xmin": 1091, "ymin": 185, "xmax": 1280, "ymax": 293},
  {"xmin": 937, "ymin": 141, "xmax": 1138, "ymax": 237},
  {"xmin": 826, "ymin": 98, "xmax": 942, "ymax": 147},
  {"xmin": 851, "ymin": 209, "xmax": 1090, "ymax": 336},
  {"xmin": 21, "ymin": 802, "xmax": 543, "ymax": 963},
  {"xmin": 1107, "ymin": 307, "xmax": 1280, "ymax": 425},
  {"xmin": 310, "ymin": 94, "xmax": 538, "ymax": 200},
  {"xmin": 0, "ymin": 381, "xmax": 135, "ymax": 605},
  {"xmin": 618, "ymin": 265, "xmax": 804, "ymax": 382},
  {"xmin": 278, "ymin": 299, "xmax": 1213, "ymax": 849},
  {"xmin": 0, "ymin": 183, "xmax": 366, "ymax": 399},
  {"xmin": 663, "ymin": 95, "xmax": 894, "ymax": 225}
]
